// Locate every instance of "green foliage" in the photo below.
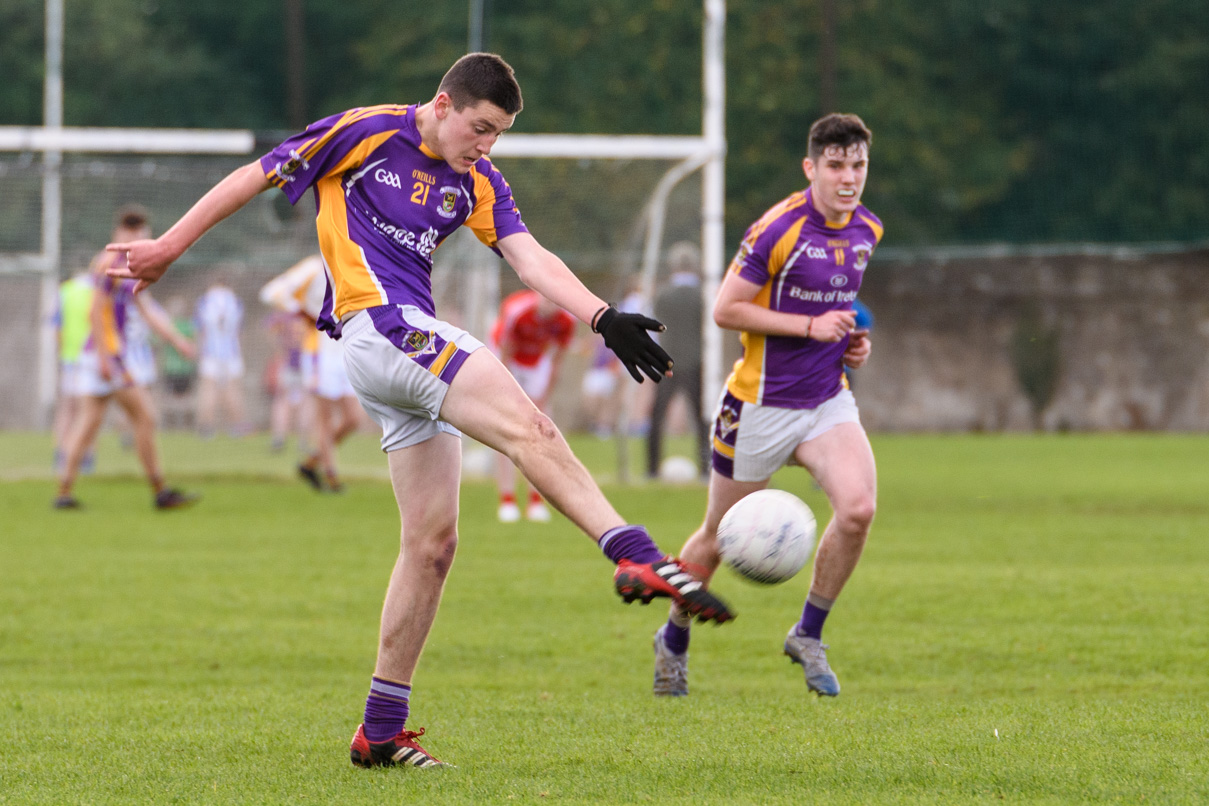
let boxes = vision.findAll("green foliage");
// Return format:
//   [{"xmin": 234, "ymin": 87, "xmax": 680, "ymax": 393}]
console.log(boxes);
[
  {"xmin": 3, "ymin": 1, "xmax": 1207, "ymax": 245},
  {"xmin": 2, "ymin": 432, "xmax": 1209, "ymax": 802}
]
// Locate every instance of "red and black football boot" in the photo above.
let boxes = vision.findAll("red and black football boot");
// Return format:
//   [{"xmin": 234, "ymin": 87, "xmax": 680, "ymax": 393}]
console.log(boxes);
[
  {"xmin": 349, "ymin": 724, "xmax": 449, "ymax": 769},
  {"xmin": 614, "ymin": 556, "xmax": 735, "ymax": 624}
]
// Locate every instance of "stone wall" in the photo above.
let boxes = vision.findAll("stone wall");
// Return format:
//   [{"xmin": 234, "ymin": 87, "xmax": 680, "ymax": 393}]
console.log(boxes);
[
  {"xmin": 850, "ymin": 248, "xmax": 1209, "ymax": 431},
  {"xmin": 5, "ymin": 247, "xmax": 1208, "ymax": 432}
]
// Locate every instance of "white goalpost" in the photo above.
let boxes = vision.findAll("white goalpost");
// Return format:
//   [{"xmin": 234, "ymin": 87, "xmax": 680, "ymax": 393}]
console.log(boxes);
[{"xmin": 5, "ymin": 0, "xmax": 727, "ymax": 450}]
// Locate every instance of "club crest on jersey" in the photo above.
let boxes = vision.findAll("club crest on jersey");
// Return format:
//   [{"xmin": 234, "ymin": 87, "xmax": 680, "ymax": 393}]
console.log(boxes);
[
  {"xmin": 717, "ymin": 405, "xmax": 740, "ymax": 438},
  {"xmin": 274, "ymin": 149, "xmax": 310, "ymax": 183},
  {"xmin": 853, "ymin": 243, "xmax": 873, "ymax": 271},
  {"xmin": 438, "ymin": 186, "xmax": 462, "ymax": 218},
  {"xmin": 404, "ymin": 329, "xmax": 434, "ymax": 356}
]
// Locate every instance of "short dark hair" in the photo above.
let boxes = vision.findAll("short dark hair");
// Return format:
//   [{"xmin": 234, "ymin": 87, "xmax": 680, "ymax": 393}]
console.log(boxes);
[
  {"xmin": 807, "ymin": 114, "xmax": 872, "ymax": 162},
  {"xmin": 115, "ymin": 203, "xmax": 150, "ymax": 230},
  {"xmin": 438, "ymin": 53, "xmax": 523, "ymax": 115}
]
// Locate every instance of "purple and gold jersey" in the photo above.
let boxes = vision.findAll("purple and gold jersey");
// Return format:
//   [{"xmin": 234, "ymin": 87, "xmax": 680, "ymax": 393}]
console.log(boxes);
[
  {"xmin": 85, "ymin": 252, "xmax": 136, "ymax": 356},
  {"xmin": 726, "ymin": 187, "xmax": 883, "ymax": 410},
  {"xmin": 259, "ymin": 104, "xmax": 528, "ymax": 333}
]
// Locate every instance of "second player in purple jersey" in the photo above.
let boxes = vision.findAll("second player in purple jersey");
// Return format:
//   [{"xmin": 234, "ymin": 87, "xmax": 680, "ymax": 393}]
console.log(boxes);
[
  {"xmin": 727, "ymin": 187, "xmax": 883, "ymax": 409},
  {"xmin": 651, "ymin": 113, "xmax": 881, "ymax": 702}
]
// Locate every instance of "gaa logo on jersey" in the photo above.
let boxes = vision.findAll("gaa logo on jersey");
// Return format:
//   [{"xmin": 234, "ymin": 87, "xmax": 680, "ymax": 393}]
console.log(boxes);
[
  {"xmin": 437, "ymin": 186, "xmax": 462, "ymax": 218},
  {"xmin": 375, "ymin": 168, "xmax": 404, "ymax": 189}
]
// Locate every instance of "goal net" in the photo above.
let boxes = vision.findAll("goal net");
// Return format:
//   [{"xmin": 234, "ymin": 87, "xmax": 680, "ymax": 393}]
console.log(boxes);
[{"xmin": 0, "ymin": 144, "xmax": 707, "ymax": 445}]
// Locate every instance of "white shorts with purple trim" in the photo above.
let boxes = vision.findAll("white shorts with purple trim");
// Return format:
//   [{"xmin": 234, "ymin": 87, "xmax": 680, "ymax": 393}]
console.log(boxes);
[
  {"xmin": 341, "ymin": 305, "xmax": 483, "ymax": 452},
  {"xmin": 710, "ymin": 387, "xmax": 862, "ymax": 482}
]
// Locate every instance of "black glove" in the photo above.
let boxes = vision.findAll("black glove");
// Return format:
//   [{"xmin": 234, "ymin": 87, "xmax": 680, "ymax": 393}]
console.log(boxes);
[{"xmin": 593, "ymin": 306, "xmax": 673, "ymax": 383}]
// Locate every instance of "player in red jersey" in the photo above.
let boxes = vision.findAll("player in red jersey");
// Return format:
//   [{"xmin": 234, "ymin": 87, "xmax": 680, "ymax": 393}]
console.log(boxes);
[{"xmin": 489, "ymin": 290, "xmax": 576, "ymax": 522}]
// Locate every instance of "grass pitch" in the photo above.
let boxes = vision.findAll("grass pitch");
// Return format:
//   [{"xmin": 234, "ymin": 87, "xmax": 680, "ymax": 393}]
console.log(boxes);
[{"xmin": 2, "ymin": 432, "xmax": 1207, "ymax": 804}]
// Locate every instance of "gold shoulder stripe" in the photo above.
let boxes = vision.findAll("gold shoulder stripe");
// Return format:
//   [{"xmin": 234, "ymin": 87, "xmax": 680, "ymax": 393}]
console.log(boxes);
[
  {"xmin": 748, "ymin": 192, "xmax": 808, "ymax": 243},
  {"xmin": 767, "ymin": 217, "xmax": 807, "ymax": 278},
  {"xmin": 301, "ymin": 106, "xmax": 409, "ymax": 162},
  {"xmin": 858, "ymin": 214, "xmax": 885, "ymax": 244}
]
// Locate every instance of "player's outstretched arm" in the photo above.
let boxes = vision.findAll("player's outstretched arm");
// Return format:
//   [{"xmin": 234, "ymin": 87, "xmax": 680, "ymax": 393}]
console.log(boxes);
[
  {"xmin": 497, "ymin": 233, "xmax": 672, "ymax": 382},
  {"xmin": 107, "ymin": 162, "xmax": 272, "ymax": 293}
]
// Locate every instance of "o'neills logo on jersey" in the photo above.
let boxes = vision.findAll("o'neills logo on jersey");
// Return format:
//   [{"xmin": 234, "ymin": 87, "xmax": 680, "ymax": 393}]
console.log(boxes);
[
  {"xmin": 853, "ymin": 243, "xmax": 873, "ymax": 271},
  {"xmin": 437, "ymin": 186, "xmax": 461, "ymax": 218}
]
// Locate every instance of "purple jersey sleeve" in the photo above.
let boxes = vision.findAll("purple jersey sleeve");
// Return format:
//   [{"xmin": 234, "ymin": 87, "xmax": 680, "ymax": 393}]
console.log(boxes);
[
  {"xmin": 465, "ymin": 158, "xmax": 528, "ymax": 251},
  {"xmin": 260, "ymin": 106, "xmax": 411, "ymax": 205}
]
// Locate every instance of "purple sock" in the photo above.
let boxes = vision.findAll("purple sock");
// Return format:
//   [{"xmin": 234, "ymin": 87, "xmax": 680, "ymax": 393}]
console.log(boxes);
[
  {"xmin": 599, "ymin": 525, "xmax": 664, "ymax": 565},
  {"xmin": 797, "ymin": 600, "xmax": 831, "ymax": 640},
  {"xmin": 663, "ymin": 621, "xmax": 690, "ymax": 654},
  {"xmin": 363, "ymin": 677, "xmax": 410, "ymax": 743}
]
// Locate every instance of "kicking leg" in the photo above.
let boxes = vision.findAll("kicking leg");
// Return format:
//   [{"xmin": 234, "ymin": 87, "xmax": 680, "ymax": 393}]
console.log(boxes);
[{"xmin": 440, "ymin": 349, "xmax": 733, "ymax": 622}]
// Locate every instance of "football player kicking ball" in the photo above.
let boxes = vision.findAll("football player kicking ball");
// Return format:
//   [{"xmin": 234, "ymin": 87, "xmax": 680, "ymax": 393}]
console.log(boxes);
[
  {"xmin": 651, "ymin": 114, "xmax": 881, "ymax": 698},
  {"xmin": 108, "ymin": 53, "xmax": 734, "ymax": 769}
]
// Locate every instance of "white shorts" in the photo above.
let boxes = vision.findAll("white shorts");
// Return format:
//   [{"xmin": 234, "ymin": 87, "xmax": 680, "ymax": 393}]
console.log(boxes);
[
  {"xmin": 199, "ymin": 355, "xmax": 245, "ymax": 380},
  {"xmin": 504, "ymin": 354, "xmax": 554, "ymax": 403},
  {"xmin": 310, "ymin": 333, "xmax": 356, "ymax": 401},
  {"xmin": 59, "ymin": 360, "xmax": 83, "ymax": 397},
  {"xmin": 75, "ymin": 350, "xmax": 135, "ymax": 398},
  {"xmin": 711, "ymin": 388, "xmax": 862, "ymax": 482},
  {"xmin": 341, "ymin": 305, "xmax": 483, "ymax": 452},
  {"xmin": 581, "ymin": 366, "xmax": 617, "ymax": 398}
]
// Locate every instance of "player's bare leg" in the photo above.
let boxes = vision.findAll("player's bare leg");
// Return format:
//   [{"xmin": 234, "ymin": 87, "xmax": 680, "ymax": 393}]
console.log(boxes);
[
  {"xmin": 784, "ymin": 421, "xmax": 877, "ymax": 696},
  {"xmin": 441, "ymin": 349, "xmax": 625, "ymax": 536},
  {"xmin": 220, "ymin": 378, "xmax": 247, "ymax": 434},
  {"xmin": 793, "ymin": 422, "xmax": 877, "ymax": 600},
  {"xmin": 375, "ymin": 434, "xmax": 463, "ymax": 684},
  {"xmin": 55, "ymin": 395, "xmax": 108, "ymax": 505},
  {"xmin": 113, "ymin": 386, "xmax": 164, "ymax": 488},
  {"xmin": 113, "ymin": 385, "xmax": 198, "ymax": 509},
  {"xmin": 441, "ymin": 349, "xmax": 733, "ymax": 621},
  {"xmin": 196, "ymin": 376, "xmax": 219, "ymax": 438},
  {"xmin": 352, "ymin": 434, "xmax": 461, "ymax": 768}
]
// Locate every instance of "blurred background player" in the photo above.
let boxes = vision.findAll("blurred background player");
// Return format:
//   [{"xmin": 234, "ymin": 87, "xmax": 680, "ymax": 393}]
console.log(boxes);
[
  {"xmin": 195, "ymin": 274, "xmax": 248, "ymax": 438},
  {"xmin": 646, "ymin": 241, "xmax": 709, "ymax": 481},
  {"xmin": 159, "ymin": 295, "xmax": 198, "ymax": 430},
  {"xmin": 55, "ymin": 205, "xmax": 199, "ymax": 510},
  {"xmin": 52, "ymin": 267, "xmax": 96, "ymax": 474},
  {"xmin": 260, "ymin": 254, "xmax": 363, "ymax": 492},
  {"xmin": 579, "ymin": 337, "xmax": 623, "ymax": 439},
  {"xmin": 262, "ymin": 308, "xmax": 310, "ymax": 454},
  {"xmin": 651, "ymin": 114, "xmax": 880, "ymax": 698},
  {"xmin": 489, "ymin": 288, "xmax": 576, "ymax": 522}
]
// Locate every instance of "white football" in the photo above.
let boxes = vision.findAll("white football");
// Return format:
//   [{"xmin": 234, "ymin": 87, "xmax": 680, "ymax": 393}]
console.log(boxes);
[{"xmin": 717, "ymin": 489, "xmax": 817, "ymax": 585}]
